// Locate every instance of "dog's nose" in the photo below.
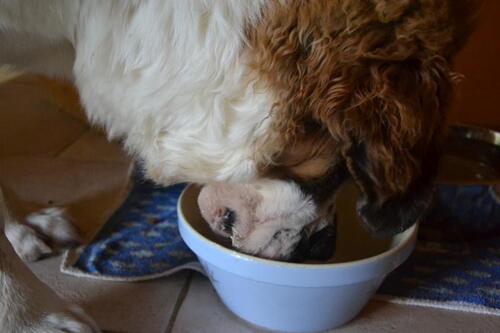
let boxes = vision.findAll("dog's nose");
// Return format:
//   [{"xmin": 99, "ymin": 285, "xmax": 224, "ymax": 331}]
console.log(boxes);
[
  {"xmin": 289, "ymin": 223, "xmax": 336, "ymax": 262},
  {"xmin": 221, "ymin": 208, "xmax": 236, "ymax": 235}
]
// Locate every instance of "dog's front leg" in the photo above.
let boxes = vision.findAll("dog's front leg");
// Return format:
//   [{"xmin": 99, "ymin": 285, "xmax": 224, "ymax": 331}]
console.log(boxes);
[{"xmin": 0, "ymin": 189, "xmax": 100, "ymax": 333}]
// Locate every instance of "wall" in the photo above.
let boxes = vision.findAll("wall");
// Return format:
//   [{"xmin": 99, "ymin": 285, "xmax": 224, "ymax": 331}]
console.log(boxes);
[{"xmin": 449, "ymin": 0, "xmax": 500, "ymax": 130}]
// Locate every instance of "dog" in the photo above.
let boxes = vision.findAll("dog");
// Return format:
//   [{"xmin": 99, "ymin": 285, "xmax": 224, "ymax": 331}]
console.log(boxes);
[{"xmin": 0, "ymin": 0, "xmax": 475, "ymax": 332}]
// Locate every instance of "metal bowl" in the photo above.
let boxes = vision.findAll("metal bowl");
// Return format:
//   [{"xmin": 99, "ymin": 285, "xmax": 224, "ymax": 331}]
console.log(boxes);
[{"xmin": 438, "ymin": 125, "xmax": 500, "ymax": 184}]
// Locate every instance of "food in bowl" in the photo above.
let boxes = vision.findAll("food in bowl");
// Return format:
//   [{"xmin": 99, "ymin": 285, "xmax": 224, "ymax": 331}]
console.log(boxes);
[{"xmin": 177, "ymin": 182, "xmax": 417, "ymax": 332}]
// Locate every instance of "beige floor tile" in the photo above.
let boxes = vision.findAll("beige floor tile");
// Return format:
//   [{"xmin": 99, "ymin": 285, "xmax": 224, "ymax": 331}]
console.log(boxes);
[
  {"xmin": 172, "ymin": 273, "xmax": 500, "ymax": 333},
  {"xmin": 59, "ymin": 130, "xmax": 130, "ymax": 164},
  {"xmin": 0, "ymin": 75, "xmax": 88, "ymax": 157},
  {"xmin": 332, "ymin": 300, "xmax": 500, "ymax": 333},
  {"xmin": 28, "ymin": 255, "xmax": 190, "ymax": 333}
]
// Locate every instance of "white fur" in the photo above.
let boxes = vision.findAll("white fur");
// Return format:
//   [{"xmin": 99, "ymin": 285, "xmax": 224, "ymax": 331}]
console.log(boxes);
[
  {"xmin": 1, "ymin": 0, "xmax": 275, "ymax": 185},
  {"xmin": 76, "ymin": 0, "xmax": 273, "ymax": 184},
  {"xmin": 26, "ymin": 208, "xmax": 80, "ymax": 245},
  {"xmin": 0, "ymin": 189, "xmax": 53, "ymax": 262},
  {"xmin": 0, "ymin": 1, "xmax": 279, "ymax": 331},
  {"xmin": 5, "ymin": 223, "xmax": 53, "ymax": 262},
  {"xmin": 0, "ymin": 236, "xmax": 99, "ymax": 333},
  {"xmin": 243, "ymin": 180, "xmax": 318, "ymax": 258},
  {"xmin": 4, "ymin": 207, "xmax": 79, "ymax": 263},
  {"xmin": 198, "ymin": 180, "xmax": 319, "ymax": 259},
  {"xmin": 0, "ymin": 188, "xmax": 99, "ymax": 333}
]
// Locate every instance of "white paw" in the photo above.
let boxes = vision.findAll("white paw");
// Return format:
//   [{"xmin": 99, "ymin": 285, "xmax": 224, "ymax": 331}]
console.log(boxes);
[
  {"xmin": 0, "ymin": 235, "xmax": 100, "ymax": 333},
  {"xmin": 26, "ymin": 208, "xmax": 81, "ymax": 246},
  {"xmin": 5, "ymin": 207, "xmax": 80, "ymax": 262},
  {"xmin": 5, "ymin": 222, "xmax": 53, "ymax": 262},
  {"xmin": 39, "ymin": 306, "xmax": 100, "ymax": 333}
]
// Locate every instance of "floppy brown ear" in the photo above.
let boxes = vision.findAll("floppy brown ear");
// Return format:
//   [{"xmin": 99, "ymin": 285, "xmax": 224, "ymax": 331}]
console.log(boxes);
[
  {"xmin": 343, "ymin": 140, "xmax": 440, "ymax": 236},
  {"xmin": 330, "ymin": 57, "xmax": 453, "ymax": 236},
  {"xmin": 314, "ymin": 0, "xmax": 477, "ymax": 236}
]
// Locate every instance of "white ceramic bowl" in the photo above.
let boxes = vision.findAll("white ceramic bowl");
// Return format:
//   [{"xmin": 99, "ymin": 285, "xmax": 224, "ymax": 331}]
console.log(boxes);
[{"xmin": 177, "ymin": 184, "xmax": 417, "ymax": 333}]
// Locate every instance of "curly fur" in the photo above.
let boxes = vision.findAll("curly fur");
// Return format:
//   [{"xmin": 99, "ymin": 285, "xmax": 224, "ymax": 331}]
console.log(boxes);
[{"xmin": 250, "ymin": 0, "xmax": 477, "ymax": 199}]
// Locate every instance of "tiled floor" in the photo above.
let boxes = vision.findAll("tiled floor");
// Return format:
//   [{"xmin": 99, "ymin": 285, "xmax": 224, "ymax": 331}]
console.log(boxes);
[
  {"xmin": 28, "ymin": 256, "xmax": 500, "ymax": 333},
  {"xmin": 29, "ymin": 256, "xmax": 188, "ymax": 333}
]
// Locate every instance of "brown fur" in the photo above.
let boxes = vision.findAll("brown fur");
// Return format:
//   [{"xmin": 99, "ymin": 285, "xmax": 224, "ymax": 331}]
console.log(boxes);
[{"xmin": 249, "ymin": 0, "xmax": 478, "ymax": 201}]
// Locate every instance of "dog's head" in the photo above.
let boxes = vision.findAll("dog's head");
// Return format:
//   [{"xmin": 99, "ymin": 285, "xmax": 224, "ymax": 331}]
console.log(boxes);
[{"xmin": 198, "ymin": 0, "xmax": 477, "ymax": 260}]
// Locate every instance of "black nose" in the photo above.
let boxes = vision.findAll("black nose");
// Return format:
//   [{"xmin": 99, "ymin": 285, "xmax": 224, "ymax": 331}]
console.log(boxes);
[
  {"xmin": 289, "ymin": 223, "xmax": 336, "ymax": 262},
  {"xmin": 221, "ymin": 208, "xmax": 236, "ymax": 234}
]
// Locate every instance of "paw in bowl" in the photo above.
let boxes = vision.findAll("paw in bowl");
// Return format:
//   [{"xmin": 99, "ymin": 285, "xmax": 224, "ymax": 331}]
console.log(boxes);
[{"xmin": 197, "ymin": 179, "xmax": 336, "ymax": 262}]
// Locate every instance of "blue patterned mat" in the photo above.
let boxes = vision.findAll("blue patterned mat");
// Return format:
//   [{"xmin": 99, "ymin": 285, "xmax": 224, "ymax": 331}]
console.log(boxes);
[
  {"xmin": 65, "ymin": 175, "xmax": 500, "ymax": 314},
  {"xmin": 377, "ymin": 185, "xmax": 500, "ymax": 314},
  {"xmin": 67, "ymin": 177, "xmax": 199, "ymax": 279}
]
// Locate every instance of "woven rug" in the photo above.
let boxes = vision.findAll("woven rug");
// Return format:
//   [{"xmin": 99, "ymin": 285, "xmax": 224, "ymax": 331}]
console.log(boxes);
[
  {"xmin": 376, "ymin": 185, "xmax": 500, "ymax": 315},
  {"xmin": 61, "ymin": 175, "xmax": 500, "ymax": 315},
  {"xmin": 61, "ymin": 177, "xmax": 201, "ymax": 281}
]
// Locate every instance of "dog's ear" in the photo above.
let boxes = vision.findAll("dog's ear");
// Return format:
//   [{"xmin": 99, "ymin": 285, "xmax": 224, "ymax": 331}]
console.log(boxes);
[
  {"xmin": 308, "ymin": 0, "xmax": 478, "ymax": 236},
  {"xmin": 350, "ymin": 56, "xmax": 456, "ymax": 236},
  {"xmin": 342, "ymin": 141, "xmax": 439, "ymax": 236},
  {"xmin": 323, "ymin": 57, "xmax": 454, "ymax": 236}
]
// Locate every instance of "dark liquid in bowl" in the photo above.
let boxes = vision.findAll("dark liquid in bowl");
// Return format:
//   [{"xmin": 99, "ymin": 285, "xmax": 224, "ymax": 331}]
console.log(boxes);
[
  {"xmin": 180, "ymin": 182, "xmax": 393, "ymax": 264},
  {"xmin": 311, "ymin": 182, "xmax": 393, "ymax": 263}
]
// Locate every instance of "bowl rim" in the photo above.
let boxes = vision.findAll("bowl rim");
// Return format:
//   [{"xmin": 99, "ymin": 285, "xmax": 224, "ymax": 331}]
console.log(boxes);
[{"xmin": 177, "ymin": 184, "xmax": 417, "ymax": 270}]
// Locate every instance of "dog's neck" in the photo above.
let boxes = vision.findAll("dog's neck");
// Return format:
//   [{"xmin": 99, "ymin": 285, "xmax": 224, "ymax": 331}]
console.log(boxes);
[
  {"xmin": 0, "ymin": 1, "xmax": 278, "ymax": 186},
  {"xmin": 69, "ymin": 1, "xmax": 276, "ymax": 185}
]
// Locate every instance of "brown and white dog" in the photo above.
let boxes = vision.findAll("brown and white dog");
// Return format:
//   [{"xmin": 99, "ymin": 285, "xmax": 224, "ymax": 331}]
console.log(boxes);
[{"xmin": 0, "ymin": 1, "xmax": 475, "ymax": 332}]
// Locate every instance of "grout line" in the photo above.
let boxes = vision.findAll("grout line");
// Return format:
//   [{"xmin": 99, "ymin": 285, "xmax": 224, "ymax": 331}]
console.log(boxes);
[{"xmin": 164, "ymin": 271, "xmax": 194, "ymax": 333}]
